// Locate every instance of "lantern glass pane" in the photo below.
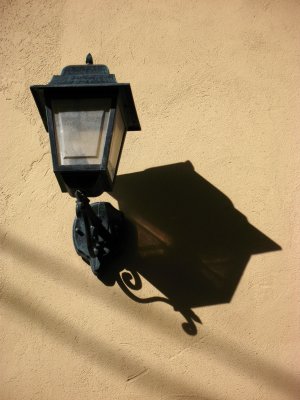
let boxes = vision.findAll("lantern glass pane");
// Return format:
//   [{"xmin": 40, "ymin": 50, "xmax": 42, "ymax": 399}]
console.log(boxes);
[
  {"xmin": 52, "ymin": 98, "xmax": 111, "ymax": 166},
  {"xmin": 108, "ymin": 107, "xmax": 125, "ymax": 181}
]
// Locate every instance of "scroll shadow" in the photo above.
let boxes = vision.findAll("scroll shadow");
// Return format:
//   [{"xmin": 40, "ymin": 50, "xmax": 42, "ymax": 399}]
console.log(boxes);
[{"xmin": 97, "ymin": 161, "xmax": 281, "ymax": 335}]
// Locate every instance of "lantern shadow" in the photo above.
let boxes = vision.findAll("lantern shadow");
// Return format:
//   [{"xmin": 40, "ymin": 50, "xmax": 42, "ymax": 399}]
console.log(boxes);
[{"xmin": 97, "ymin": 161, "xmax": 281, "ymax": 335}]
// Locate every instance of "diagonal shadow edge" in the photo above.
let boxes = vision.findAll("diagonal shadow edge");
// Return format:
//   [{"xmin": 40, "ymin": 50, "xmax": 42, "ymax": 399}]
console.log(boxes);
[
  {"xmin": 1, "ymin": 233, "xmax": 297, "ymax": 396},
  {"xmin": 0, "ymin": 228, "xmax": 200, "ymax": 335},
  {"xmin": 1, "ymin": 281, "xmax": 299, "ymax": 398},
  {"xmin": 1, "ymin": 283, "xmax": 218, "ymax": 400}
]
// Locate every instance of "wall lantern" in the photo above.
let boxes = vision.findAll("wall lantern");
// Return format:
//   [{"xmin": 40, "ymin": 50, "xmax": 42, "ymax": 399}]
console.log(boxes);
[{"xmin": 30, "ymin": 54, "xmax": 141, "ymax": 274}]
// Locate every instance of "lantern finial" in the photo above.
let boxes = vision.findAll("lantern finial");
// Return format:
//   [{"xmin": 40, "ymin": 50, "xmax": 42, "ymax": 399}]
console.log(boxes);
[{"xmin": 86, "ymin": 53, "xmax": 93, "ymax": 65}]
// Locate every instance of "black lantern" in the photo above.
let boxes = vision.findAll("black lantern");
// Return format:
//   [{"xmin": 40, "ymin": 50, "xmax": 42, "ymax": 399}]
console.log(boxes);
[
  {"xmin": 30, "ymin": 54, "xmax": 141, "ymax": 274},
  {"xmin": 31, "ymin": 53, "xmax": 140, "ymax": 197}
]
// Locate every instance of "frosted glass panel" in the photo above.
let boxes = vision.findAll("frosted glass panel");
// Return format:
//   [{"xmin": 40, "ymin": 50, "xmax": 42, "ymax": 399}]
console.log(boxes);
[
  {"xmin": 52, "ymin": 98, "xmax": 111, "ymax": 166},
  {"xmin": 108, "ymin": 107, "xmax": 125, "ymax": 180}
]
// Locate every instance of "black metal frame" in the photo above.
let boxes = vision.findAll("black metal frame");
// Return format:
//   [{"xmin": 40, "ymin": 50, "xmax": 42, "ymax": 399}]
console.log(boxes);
[{"xmin": 30, "ymin": 58, "xmax": 141, "ymax": 197}]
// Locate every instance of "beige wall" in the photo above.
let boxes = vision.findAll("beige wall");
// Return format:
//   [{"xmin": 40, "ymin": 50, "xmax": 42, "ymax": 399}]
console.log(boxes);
[{"xmin": 1, "ymin": 0, "xmax": 300, "ymax": 399}]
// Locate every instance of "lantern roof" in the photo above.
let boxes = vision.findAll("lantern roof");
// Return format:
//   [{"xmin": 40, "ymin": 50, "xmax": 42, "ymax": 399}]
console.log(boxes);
[{"xmin": 30, "ymin": 58, "xmax": 141, "ymax": 132}]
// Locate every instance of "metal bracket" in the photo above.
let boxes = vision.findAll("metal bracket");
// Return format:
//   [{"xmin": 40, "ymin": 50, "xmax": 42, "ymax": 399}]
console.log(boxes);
[{"xmin": 73, "ymin": 190, "xmax": 124, "ymax": 274}]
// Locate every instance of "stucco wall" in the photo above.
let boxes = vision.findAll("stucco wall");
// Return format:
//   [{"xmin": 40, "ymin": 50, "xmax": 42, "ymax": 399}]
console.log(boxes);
[{"xmin": 1, "ymin": 1, "xmax": 299, "ymax": 399}]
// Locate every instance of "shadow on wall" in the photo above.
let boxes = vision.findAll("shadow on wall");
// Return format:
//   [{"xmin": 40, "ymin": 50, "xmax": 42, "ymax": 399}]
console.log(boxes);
[
  {"xmin": 98, "ymin": 161, "xmax": 281, "ymax": 335},
  {"xmin": 2, "ymin": 230, "xmax": 299, "ymax": 397}
]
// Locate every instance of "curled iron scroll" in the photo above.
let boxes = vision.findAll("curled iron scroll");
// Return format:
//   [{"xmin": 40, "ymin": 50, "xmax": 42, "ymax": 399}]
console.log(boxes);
[{"xmin": 116, "ymin": 269, "xmax": 201, "ymax": 335}]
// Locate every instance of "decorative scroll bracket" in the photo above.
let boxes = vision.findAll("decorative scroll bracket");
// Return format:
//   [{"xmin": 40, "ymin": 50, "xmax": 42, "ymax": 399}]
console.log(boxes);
[{"xmin": 73, "ymin": 190, "xmax": 124, "ymax": 274}]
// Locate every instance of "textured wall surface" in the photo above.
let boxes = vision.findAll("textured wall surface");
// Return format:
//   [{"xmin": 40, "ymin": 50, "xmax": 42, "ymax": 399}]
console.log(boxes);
[{"xmin": 1, "ymin": 1, "xmax": 300, "ymax": 399}]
